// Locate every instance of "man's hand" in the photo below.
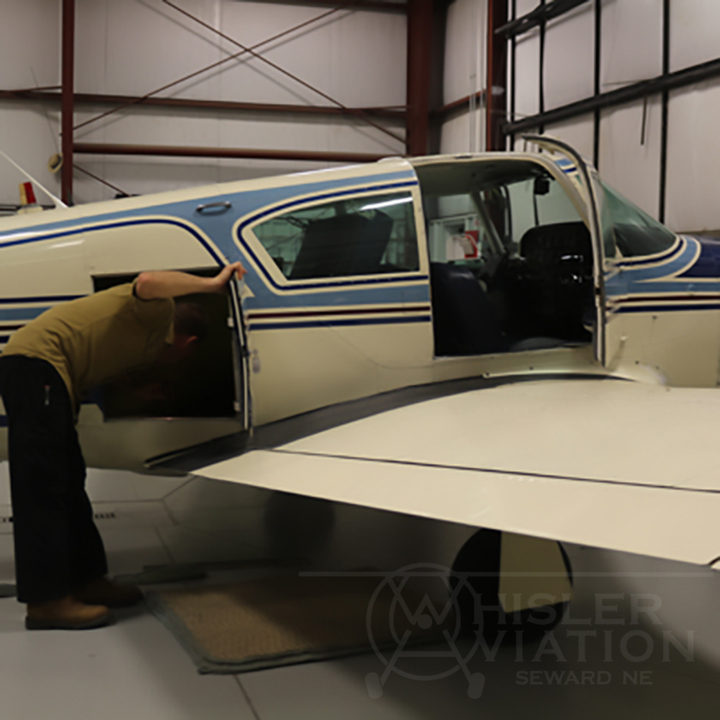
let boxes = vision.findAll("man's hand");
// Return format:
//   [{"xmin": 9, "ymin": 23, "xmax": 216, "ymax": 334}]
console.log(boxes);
[
  {"xmin": 206, "ymin": 262, "xmax": 247, "ymax": 293},
  {"xmin": 135, "ymin": 262, "xmax": 248, "ymax": 300}
]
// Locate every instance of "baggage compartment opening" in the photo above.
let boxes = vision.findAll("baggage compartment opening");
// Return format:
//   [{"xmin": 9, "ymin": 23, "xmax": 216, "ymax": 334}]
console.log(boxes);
[{"xmin": 92, "ymin": 270, "xmax": 237, "ymax": 420}]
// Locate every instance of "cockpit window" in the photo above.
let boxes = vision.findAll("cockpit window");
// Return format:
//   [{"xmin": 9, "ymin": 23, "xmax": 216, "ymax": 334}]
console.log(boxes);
[
  {"xmin": 602, "ymin": 183, "xmax": 676, "ymax": 257},
  {"xmin": 251, "ymin": 191, "xmax": 419, "ymax": 280}
]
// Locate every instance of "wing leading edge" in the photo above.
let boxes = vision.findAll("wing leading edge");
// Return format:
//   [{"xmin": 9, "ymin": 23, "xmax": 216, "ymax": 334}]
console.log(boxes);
[{"xmin": 192, "ymin": 378, "xmax": 720, "ymax": 567}]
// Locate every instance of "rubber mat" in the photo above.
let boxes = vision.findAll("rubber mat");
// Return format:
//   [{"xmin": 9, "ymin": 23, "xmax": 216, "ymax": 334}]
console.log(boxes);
[{"xmin": 146, "ymin": 573, "xmax": 454, "ymax": 674}]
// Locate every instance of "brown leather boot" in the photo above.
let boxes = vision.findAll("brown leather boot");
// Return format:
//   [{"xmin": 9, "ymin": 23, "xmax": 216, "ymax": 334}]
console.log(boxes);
[
  {"xmin": 73, "ymin": 577, "xmax": 143, "ymax": 608},
  {"xmin": 26, "ymin": 595, "xmax": 112, "ymax": 630}
]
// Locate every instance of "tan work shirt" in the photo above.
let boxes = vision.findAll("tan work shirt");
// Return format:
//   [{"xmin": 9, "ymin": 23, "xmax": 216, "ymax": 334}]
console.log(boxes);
[{"xmin": 2, "ymin": 283, "xmax": 174, "ymax": 410}]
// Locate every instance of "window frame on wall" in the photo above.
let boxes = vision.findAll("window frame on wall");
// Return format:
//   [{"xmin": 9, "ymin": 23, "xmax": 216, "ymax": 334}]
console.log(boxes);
[{"xmin": 241, "ymin": 188, "xmax": 426, "ymax": 288}]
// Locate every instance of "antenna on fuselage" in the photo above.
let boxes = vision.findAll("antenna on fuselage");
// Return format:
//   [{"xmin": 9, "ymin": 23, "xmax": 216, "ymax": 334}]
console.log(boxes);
[{"xmin": 0, "ymin": 150, "xmax": 68, "ymax": 210}]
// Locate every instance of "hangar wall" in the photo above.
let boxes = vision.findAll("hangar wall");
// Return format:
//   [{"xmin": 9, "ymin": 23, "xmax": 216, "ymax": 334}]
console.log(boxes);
[
  {"xmin": 0, "ymin": 0, "xmax": 407, "ymax": 206},
  {"xmin": 438, "ymin": 0, "xmax": 488, "ymax": 154},
  {"xmin": 3, "ymin": 0, "xmax": 717, "ymax": 234},
  {"xmin": 506, "ymin": 0, "xmax": 720, "ymax": 234},
  {"xmin": 0, "ymin": 1, "xmax": 61, "ymax": 209}
]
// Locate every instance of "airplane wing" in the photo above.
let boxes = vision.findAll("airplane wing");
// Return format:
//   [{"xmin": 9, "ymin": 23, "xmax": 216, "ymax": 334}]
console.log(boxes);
[{"xmin": 187, "ymin": 377, "xmax": 720, "ymax": 569}]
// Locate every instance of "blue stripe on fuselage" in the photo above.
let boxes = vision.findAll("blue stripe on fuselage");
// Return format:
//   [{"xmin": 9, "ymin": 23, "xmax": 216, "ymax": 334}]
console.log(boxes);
[
  {"xmin": 677, "ymin": 236, "xmax": 720, "ymax": 278},
  {"xmin": 0, "ymin": 306, "xmax": 53, "ymax": 322},
  {"xmin": 614, "ymin": 302, "xmax": 720, "ymax": 314},
  {"xmin": 248, "ymin": 315, "xmax": 432, "ymax": 331},
  {"xmin": 0, "ymin": 170, "xmax": 417, "ymax": 249},
  {"xmin": 0, "ymin": 170, "xmax": 424, "ymax": 313},
  {"xmin": 0, "ymin": 295, "xmax": 84, "ymax": 304},
  {"xmin": 241, "ymin": 278, "xmax": 431, "ymax": 310},
  {"xmin": 605, "ymin": 237, "xmax": 720, "ymax": 297},
  {"xmin": 607, "ymin": 237, "xmax": 698, "ymax": 284},
  {"xmin": 612, "ymin": 237, "xmax": 684, "ymax": 269}
]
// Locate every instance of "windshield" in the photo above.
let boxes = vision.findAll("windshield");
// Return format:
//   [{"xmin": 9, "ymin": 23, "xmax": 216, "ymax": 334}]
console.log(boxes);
[{"xmin": 602, "ymin": 183, "xmax": 677, "ymax": 258}]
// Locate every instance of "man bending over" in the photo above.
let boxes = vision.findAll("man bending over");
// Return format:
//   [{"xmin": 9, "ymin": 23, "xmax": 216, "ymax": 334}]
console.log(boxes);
[{"xmin": 0, "ymin": 263, "xmax": 246, "ymax": 630}]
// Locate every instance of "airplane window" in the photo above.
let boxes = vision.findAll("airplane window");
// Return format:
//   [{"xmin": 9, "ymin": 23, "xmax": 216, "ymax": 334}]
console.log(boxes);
[
  {"xmin": 251, "ymin": 191, "xmax": 419, "ymax": 280},
  {"xmin": 602, "ymin": 183, "xmax": 677, "ymax": 257}
]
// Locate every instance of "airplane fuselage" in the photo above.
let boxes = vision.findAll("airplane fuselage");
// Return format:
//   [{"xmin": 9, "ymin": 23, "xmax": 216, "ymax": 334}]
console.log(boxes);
[{"xmin": 1, "ymin": 148, "xmax": 719, "ymax": 471}]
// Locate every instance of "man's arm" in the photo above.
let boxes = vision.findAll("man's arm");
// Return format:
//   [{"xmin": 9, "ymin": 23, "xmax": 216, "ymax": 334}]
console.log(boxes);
[{"xmin": 134, "ymin": 263, "xmax": 247, "ymax": 300}]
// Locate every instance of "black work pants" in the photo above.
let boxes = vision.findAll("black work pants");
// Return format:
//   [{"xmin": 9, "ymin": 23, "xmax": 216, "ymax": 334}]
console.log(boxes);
[{"xmin": 0, "ymin": 356, "xmax": 107, "ymax": 604}]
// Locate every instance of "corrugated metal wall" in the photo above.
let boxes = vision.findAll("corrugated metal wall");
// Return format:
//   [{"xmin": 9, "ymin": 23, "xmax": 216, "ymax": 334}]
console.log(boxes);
[{"xmin": 507, "ymin": 0, "xmax": 720, "ymax": 234}]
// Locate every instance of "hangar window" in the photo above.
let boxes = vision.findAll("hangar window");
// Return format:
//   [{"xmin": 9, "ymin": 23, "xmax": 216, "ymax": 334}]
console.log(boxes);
[{"xmin": 252, "ymin": 191, "xmax": 419, "ymax": 280}]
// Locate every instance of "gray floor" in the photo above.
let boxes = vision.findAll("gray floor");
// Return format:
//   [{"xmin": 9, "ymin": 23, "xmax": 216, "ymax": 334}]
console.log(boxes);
[{"xmin": 0, "ymin": 462, "xmax": 718, "ymax": 719}]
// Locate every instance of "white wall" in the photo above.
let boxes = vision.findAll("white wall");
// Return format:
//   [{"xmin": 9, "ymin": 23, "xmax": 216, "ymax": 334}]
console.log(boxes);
[
  {"xmin": 666, "ymin": 78, "xmax": 720, "ymax": 232},
  {"xmin": 670, "ymin": 0, "xmax": 720, "ymax": 72},
  {"xmin": 440, "ymin": 0, "xmax": 487, "ymax": 153},
  {"xmin": 544, "ymin": 1, "xmax": 594, "ymax": 110},
  {"xmin": 0, "ymin": 0, "xmax": 407, "ymax": 206},
  {"xmin": 599, "ymin": 97, "xmax": 663, "ymax": 219},
  {"xmin": 601, "ymin": 0, "xmax": 663, "ymax": 87},
  {"xmin": 513, "ymin": 0, "xmax": 540, "ymax": 121},
  {"xmin": 0, "ymin": 0, "xmax": 61, "ymax": 208},
  {"xmin": 598, "ymin": 0, "xmax": 665, "ymax": 219}
]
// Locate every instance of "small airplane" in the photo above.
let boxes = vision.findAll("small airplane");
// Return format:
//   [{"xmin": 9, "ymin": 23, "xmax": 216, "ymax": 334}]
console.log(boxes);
[{"xmin": 1, "ymin": 136, "xmax": 719, "ymax": 640}]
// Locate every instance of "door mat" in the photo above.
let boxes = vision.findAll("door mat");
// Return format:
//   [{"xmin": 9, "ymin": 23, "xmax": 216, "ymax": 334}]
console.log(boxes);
[
  {"xmin": 115, "ymin": 558, "xmax": 309, "ymax": 587},
  {"xmin": 146, "ymin": 574, "xmax": 455, "ymax": 674}
]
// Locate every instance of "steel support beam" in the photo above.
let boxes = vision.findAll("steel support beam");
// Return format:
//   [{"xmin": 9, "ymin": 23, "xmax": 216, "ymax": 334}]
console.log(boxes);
[
  {"xmin": 659, "ymin": 0, "xmax": 670, "ymax": 223},
  {"xmin": 486, "ymin": 0, "xmax": 508, "ymax": 150},
  {"xmin": 61, "ymin": 0, "xmax": 75, "ymax": 205},
  {"xmin": 73, "ymin": 142, "xmax": 386, "ymax": 164},
  {"xmin": 496, "ymin": 0, "xmax": 589, "ymax": 38},
  {"xmin": 257, "ymin": 0, "xmax": 407, "ymax": 11},
  {"xmin": 0, "ymin": 90, "xmax": 405, "ymax": 121},
  {"xmin": 406, "ymin": 0, "xmax": 434, "ymax": 155},
  {"xmin": 503, "ymin": 56, "xmax": 720, "ymax": 135},
  {"xmin": 592, "ymin": 0, "xmax": 601, "ymax": 167}
]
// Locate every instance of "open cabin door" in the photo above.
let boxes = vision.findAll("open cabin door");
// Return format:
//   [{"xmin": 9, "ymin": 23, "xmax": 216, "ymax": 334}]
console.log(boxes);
[
  {"xmin": 522, "ymin": 136, "xmax": 619, "ymax": 366},
  {"xmin": 227, "ymin": 274, "xmax": 251, "ymax": 431},
  {"xmin": 79, "ymin": 270, "xmax": 251, "ymax": 474}
]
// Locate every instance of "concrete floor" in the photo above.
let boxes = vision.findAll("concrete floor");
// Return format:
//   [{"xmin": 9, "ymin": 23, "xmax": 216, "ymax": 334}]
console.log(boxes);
[{"xmin": 0, "ymin": 462, "xmax": 718, "ymax": 719}]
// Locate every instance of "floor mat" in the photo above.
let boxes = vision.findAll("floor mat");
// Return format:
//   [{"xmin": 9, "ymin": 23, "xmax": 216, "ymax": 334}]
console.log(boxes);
[{"xmin": 146, "ymin": 573, "xmax": 455, "ymax": 674}]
